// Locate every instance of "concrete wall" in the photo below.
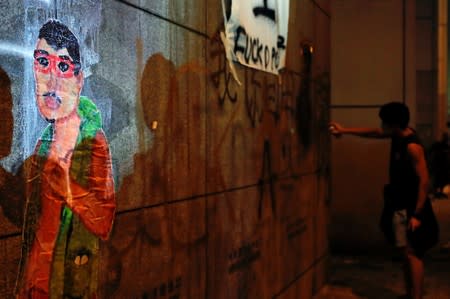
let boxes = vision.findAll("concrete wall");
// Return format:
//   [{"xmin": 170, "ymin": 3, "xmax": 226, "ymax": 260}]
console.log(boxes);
[
  {"xmin": 330, "ymin": 0, "xmax": 416, "ymax": 254},
  {"xmin": 0, "ymin": 0, "xmax": 331, "ymax": 298},
  {"xmin": 416, "ymin": 0, "xmax": 438, "ymax": 147}
]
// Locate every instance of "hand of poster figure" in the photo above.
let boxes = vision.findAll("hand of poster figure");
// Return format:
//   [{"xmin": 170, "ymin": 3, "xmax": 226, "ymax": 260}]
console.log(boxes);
[
  {"xmin": 49, "ymin": 124, "xmax": 79, "ymax": 169},
  {"xmin": 42, "ymin": 158, "xmax": 72, "ymax": 202},
  {"xmin": 46, "ymin": 118, "xmax": 80, "ymax": 204}
]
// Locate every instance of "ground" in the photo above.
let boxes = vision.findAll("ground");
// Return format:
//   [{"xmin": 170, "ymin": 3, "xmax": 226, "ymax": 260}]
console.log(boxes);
[{"xmin": 315, "ymin": 246, "xmax": 450, "ymax": 299}]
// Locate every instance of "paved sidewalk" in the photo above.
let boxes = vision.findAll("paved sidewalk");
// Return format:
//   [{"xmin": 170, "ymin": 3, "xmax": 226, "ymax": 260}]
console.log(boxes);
[{"xmin": 315, "ymin": 247, "xmax": 450, "ymax": 299}]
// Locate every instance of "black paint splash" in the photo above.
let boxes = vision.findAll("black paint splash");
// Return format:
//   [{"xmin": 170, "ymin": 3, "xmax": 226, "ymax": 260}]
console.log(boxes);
[
  {"xmin": 258, "ymin": 140, "xmax": 277, "ymax": 219},
  {"xmin": 296, "ymin": 44, "xmax": 313, "ymax": 150},
  {"xmin": 253, "ymin": 0, "xmax": 275, "ymax": 22}
]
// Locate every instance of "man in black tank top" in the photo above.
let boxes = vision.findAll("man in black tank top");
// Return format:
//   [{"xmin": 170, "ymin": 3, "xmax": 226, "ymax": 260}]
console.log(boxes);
[{"xmin": 329, "ymin": 102, "xmax": 438, "ymax": 299}]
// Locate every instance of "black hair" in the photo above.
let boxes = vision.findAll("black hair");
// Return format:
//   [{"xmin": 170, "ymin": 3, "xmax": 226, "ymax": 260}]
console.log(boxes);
[
  {"xmin": 378, "ymin": 102, "xmax": 410, "ymax": 129},
  {"xmin": 38, "ymin": 19, "xmax": 81, "ymax": 74}
]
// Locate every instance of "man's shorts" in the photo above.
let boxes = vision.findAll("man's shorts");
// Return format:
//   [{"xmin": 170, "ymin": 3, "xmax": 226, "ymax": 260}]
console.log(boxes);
[{"xmin": 392, "ymin": 209, "xmax": 408, "ymax": 247}]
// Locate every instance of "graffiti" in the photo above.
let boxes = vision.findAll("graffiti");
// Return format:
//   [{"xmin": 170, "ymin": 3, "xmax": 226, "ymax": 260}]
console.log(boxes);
[
  {"xmin": 208, "ymin": 37, "xmax": 305, "ymax": 181},
  {"xmin": 279, "ymin": 134, "xmax": 296, "ymax": 177},
  {"xmin": 208, "ymin": 39, "xmax": 324, "ymax": 217},
  {"xmin": 210, "ymin": 31, "xmax": 238, "ymax": 105},
  {"xmin": 253, "ymin": 0, "xmax": 276, "ymax": 21},
  {"xmin": 142, "ymin": 277, "xmax": 182, "ymax": 299},
  {"xmin": 240, "ymin": 68, "xmax": 299, "ymax": 129},
  {"xmin": 278, "ymin": 70, "xmax": 299, "ymax": 177},
  {"xmin": 228, "ymin": 240, "xmax": 261, "ymax": 273},
  {"xmin": 15, "ymin": 19, "xmax": 116, "ymax": 299},
  {"xmin": 222, "ymin": 0, "xmax": 290, "ymax": 73},
  {"xmin": 262, "ymin": 75, "xmax": 279, "ymax": 122},
  {"xmin": 209, "ymin": 47, "xmax": 306, "ymax": 135},
  {"xmin": 233, "ymin": 26, "xmax": 285, "ymax": 72},
  {"xmin": 285, "ymin": 217, "xmax": 307, "ymax": 240},
  {"xmin": 210, "ymin": 29, "xmax": 281, "ymax": 111},
  {"xmin": 100, "ymin": 205, "xmax": 204, "ymax": 298},
  {"xmin": 245, "ymin": 70, "xmax": 263, "ymax": 126},
  {"xmin": 279, "ymin": 70, "xmax": 297, "ymax": 118},
  {"xmin": 296, "ymin": 43, "xmax": 314, "ymax": 150},
  {"xmin": 208, "ymin": 30, "xmax": 299, "ymax": 132},
  {"xmin": 245, "ymin": 70, "xmax": 279, "ymax": 127},
  {"xmin": 258, "ymin": 140, "xmax": 277, "ymax": 219}
]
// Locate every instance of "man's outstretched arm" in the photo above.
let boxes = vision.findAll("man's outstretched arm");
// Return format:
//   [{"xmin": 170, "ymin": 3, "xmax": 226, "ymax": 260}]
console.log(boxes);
[{"xmin": 329, "ymin": 122, "xmax": 390, "ymax": 139}]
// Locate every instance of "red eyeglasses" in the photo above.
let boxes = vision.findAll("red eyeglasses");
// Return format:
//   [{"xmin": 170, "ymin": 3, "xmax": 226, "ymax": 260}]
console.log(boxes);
[{"xmin": 34, "ymin": 50, "xmax": 80, "ymax": 78}]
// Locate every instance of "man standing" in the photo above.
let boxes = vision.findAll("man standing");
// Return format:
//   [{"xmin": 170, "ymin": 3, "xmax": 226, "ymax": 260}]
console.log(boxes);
[
  {"xmin": 15, "ymin": 19, "xmax": 116, "ymax": 299},
  {"xmin": 330, "ymin": 102, "xmax": 438, "ymax": 299}
]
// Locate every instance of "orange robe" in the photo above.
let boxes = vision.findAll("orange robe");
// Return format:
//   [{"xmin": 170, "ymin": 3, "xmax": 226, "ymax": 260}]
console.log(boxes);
[{"xmin": 16, "ymin": 97, "xmax": 115, "ymax": 299}]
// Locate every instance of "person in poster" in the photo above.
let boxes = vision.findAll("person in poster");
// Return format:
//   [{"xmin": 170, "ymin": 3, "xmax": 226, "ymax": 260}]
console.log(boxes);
[{"xmin": 15, "ymin": 19, "xmax": 116, "ymax": 299}]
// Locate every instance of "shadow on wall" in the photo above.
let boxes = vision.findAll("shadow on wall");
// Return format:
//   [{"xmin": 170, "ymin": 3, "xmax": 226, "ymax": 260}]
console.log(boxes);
[
  {"xmin": 0, "ymin": 67, "xmax": 13, "ymax": 157},
  {"xmin": 0, "ymin": 66, "xmax": 26, "ymax": 228},
  {"xmin": 100, "ymin": 53, "xmax": 206, "ymax": 299},
  {"xmin": 117, "ymin": 52, "xmax": 205, "ymax": 207}
]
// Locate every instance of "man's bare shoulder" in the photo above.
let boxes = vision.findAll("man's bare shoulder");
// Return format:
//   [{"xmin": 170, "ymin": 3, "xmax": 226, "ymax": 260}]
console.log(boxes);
[{"xmin": 407, "ymin": 143, "xmax": 425, "ymax": 159}]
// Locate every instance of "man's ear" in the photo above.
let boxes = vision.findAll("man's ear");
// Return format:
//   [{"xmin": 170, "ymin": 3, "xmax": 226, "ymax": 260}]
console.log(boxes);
[{"xmin": 76, "ymin": 69, "xmax": 84, "ymax": 90}]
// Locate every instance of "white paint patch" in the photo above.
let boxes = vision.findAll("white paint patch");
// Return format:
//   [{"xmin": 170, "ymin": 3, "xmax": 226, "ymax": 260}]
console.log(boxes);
[{"xmin": 0, "ymin": 42, "xmax": 34, "ymax": 58}]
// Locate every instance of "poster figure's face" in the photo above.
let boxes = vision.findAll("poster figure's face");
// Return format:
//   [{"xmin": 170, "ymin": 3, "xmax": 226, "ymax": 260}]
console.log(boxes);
[{"xmin": 33, "ymin": 38, "xmax": 83, "ymax": 122}]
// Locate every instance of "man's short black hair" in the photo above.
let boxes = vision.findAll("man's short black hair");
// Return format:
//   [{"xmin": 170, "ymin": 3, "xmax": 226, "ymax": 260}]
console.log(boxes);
[
  {"xmin": 378, "ymin": 102, "xmax": 410, "ymax": 129},
  {"xmin": 38, "ymin": 19, "xmax": 81, "ymax": 74}
]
